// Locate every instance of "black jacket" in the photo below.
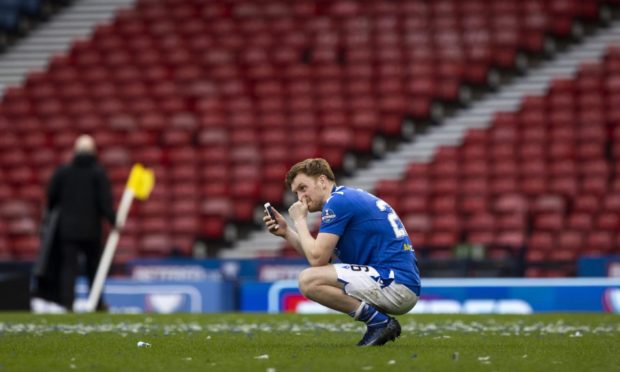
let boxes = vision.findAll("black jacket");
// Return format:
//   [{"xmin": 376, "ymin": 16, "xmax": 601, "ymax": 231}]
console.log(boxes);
[{"xmin": 46, "ymin": 153, "xmax": 116, "ymax": 242}]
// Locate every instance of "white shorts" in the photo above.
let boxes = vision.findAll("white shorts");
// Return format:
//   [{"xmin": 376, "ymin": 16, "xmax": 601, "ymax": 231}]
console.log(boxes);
[{"xmin": 334, "ymin": 263, "xmax": 418, "ymax": 315}]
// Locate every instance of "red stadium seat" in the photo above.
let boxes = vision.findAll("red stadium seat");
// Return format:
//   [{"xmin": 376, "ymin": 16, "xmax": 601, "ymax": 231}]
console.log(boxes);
[
  {"xmin": 172, "ymin": 216, "xmax": 200, "ymax": 235},
  {"xmin": 11, "ymin": 236, "xmax": 40, "ymax": 260},
  {"xmin": 495, "ymin": 231, "xmax": 526, "ymax": 249},
  {"xmin": 583, "ymin": 231, "xmax": 615, "ymax": 255},
  {"xmin": 533, "ymin": 212, "xmax": 565, "ymax": 232},
  {"xmin": 140, "ymin": 234, "xmax": 172, "ymax": 256}
]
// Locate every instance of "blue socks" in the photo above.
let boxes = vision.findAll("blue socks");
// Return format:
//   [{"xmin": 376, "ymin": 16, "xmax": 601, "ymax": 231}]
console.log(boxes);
[{"xmin": 349, "ymin": 302, "xmax": 389, "ymax": 329}]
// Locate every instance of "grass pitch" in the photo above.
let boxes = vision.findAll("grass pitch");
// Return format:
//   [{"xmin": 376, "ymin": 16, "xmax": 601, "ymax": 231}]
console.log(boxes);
[{"xmin": 1, "ymin": 313, "xmax": 618, "ymax": 371}]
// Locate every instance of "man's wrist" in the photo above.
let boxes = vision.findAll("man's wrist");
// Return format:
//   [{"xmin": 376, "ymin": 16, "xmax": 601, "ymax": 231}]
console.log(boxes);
[{"xmin": 283, "ymin": 228, "xmax": 293, "ymax": 240}]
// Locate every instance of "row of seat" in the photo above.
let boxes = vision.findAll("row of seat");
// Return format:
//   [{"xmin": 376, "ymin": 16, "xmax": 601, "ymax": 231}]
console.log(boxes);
[
  {"xmin": 8, "ymin": 75, "xmax": 620, "ymax": 108},
  {"xmin": 6, "ymin": 86, "xmax": 620, "ymax": 116},
  {"xmin": 7, "ymin": 78, "xmax": 475, "ymax": 101},
  {"xmin": 130, "ymin": 0, "xmax": 589, "ymax": 15}
]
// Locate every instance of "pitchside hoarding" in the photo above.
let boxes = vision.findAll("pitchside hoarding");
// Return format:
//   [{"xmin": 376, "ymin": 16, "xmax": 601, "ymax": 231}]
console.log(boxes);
[
  {"xmin": 40, "ymin": 277, "xmax": 620, "ymax": 314},
  {"xmin": 73, "ymin": 279, "xmax": 235, "ymax": 313},
  {"xmin": 240, "ymin": 278, "xmax": 620, "ymax": 314},
  {"xmin": 127, "ymin": 258, "xmax": 308, "ymax": 281},
  {"xmin": 68, "ymin": 259, "xmax": 620, "ymax": 313}
]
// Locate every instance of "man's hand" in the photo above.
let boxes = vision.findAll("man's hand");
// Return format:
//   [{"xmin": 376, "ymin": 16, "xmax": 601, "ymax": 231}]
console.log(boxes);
[
  {"xmin": 263, "ymin": 206, "xmax": 287, "ymax": 237},
  {"xmin": 289, "ymin": 198, "xmax": 309, "ymax": 223}
]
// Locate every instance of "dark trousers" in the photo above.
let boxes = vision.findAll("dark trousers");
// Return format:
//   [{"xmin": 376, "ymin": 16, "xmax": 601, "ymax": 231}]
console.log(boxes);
[{"xmin": 58, "ymin": 239, "xmax": 105, "ymax": 310}]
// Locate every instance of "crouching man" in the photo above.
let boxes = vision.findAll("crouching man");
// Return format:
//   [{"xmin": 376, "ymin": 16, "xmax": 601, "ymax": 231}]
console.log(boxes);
[{"xmin": 263, "ymin": 158, "xmax": 421, "ymax": 346}]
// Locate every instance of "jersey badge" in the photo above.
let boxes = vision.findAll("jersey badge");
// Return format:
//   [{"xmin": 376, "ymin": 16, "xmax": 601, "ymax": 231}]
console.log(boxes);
[{"xmin": 322, "ymin": 208, "xmax": 337, "ymax": 223}]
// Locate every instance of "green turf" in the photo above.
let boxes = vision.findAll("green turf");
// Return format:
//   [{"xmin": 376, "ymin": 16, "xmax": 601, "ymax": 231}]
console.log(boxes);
[{"xmin": 0, "ymin": 313, "xmax": 618, "ymax": 371}]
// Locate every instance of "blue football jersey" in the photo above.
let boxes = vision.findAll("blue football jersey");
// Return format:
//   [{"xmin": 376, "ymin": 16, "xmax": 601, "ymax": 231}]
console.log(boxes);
[{"xmin": 319, "ymin": 185, "xmax": 421, "ymax": 295}]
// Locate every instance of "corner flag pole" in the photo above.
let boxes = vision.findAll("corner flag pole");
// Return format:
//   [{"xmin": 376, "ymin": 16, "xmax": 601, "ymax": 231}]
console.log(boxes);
[{"xmin": 84, "ymin": 164, "xmax": 154, "ymax": 312}]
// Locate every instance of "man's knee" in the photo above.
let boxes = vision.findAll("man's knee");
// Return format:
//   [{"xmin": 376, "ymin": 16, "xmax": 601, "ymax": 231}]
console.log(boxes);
[
  {"xmin": 298, "ymin": 268, "xmax": 317, "ymax": 297},
  {"xmin": 298, "ymin": 266, "xmax": 340, "ymax": 299}
]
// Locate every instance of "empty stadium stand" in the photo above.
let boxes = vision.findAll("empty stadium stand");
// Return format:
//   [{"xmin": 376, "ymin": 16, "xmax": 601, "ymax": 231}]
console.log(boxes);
[{"xmin": 0, "ymin": 0, "xmax": 617, "ymax": 276}]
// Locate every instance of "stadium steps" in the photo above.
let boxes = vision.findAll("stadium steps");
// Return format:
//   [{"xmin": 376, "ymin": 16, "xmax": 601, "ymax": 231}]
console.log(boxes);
[
  {"xmin": 0, "ymin": 0, "xmax": 136, "ymax": 93},
  {"xmin": 219, "ymin": 20, "xmax": 620, "ymax": 259}
]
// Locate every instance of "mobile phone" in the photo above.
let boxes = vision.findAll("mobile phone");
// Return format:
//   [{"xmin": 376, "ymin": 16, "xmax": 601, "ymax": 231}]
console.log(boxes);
[
  {"xmin": 264, "ymin": 202, "xmax": 276, "ymax": 220},
  {"xmin": 264, "ymin": 202, "xmax": 279, "ymax": 230}
]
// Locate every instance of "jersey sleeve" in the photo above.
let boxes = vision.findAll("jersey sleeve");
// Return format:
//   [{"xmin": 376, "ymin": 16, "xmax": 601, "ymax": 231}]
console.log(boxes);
[{"xmin": 319, "ymin": 193, "xmax": 353, "ymax": 236}]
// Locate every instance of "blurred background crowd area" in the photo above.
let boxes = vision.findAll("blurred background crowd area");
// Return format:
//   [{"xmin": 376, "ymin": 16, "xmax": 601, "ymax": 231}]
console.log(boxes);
[{"xmin": 0, "ymin": 0, "xmax": 619, "ymax": 280}]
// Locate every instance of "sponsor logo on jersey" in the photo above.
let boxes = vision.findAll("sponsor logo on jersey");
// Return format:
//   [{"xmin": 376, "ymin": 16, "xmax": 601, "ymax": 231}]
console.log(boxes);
[{"xmin": 322, "ymin": 208, "xmax": 337, "ymax": 223}]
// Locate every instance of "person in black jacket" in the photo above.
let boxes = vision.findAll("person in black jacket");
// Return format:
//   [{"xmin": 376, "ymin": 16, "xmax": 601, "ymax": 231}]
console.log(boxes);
[{"xmin": 46, "ymin": 134, "xmax": 118, "ymax": 311}]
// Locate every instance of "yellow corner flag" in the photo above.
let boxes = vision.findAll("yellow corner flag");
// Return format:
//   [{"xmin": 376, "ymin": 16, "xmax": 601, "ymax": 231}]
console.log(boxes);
[
  {"xmin": 86, "ymin": 163, "xmax": 154, "ymax": 311},
  {"xmin": 126, "ymin": 163, "xmax": 155, "ymax": 200}
]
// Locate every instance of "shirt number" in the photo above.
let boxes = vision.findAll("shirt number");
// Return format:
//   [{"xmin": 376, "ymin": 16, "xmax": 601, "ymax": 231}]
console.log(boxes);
[{"xmin": 376, "ymin": 200, "xmax": 407, "ymax": 238}]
